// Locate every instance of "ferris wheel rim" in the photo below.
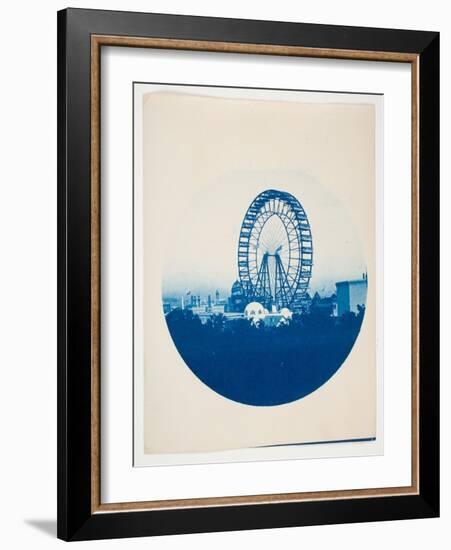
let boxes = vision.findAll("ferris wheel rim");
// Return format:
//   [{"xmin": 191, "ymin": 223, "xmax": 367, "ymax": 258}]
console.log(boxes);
[{"xmin": 237, "ymin": 189, "xmax": 313, "ymax": 310}]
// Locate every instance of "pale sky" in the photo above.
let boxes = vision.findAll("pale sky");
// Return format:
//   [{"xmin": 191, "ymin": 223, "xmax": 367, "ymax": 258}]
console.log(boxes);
[
  {"xmin": 141, "ymin": 88, "xmax": 375, "ymax": 300},
  {"xmin": 161, "ymin": 170, "xmax": 367, "ymax": 298}
]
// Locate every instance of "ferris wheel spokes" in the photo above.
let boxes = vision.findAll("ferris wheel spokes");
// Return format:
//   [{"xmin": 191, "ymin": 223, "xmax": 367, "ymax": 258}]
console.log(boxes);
[{"xmin": 237, "ymin": 189, "xmax": 313, "ymax": 312}]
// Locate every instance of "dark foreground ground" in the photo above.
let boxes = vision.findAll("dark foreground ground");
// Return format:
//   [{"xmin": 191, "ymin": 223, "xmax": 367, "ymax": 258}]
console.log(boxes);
[{"xmin": 165, "ymin": 308, "xmax": 365, "ymax": 406}]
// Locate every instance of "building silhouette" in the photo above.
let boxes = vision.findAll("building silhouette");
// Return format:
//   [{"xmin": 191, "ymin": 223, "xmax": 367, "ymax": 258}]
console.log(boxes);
[
  {"xmin": 228, "ymin": 280, "xmax": 246, "ymax": 313},
  {"xmin": 311, "ymin": 292, "xmax": 337, "ymax": 317},
  {"xmin": 336, "ymin": 275, "xmax": 368, "ymax": 316}
]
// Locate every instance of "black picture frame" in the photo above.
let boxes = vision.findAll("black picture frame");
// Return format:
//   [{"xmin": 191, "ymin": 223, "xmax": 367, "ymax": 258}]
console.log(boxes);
[{"xmin": 57, "ymin": 7, "xmax": 439, "ymax": 541}]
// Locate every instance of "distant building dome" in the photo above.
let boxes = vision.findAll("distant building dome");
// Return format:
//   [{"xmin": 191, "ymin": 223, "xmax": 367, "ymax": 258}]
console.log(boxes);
[
  {"xmin": 231, "ymin": 280, "xmax": 244, "ymax": 297},
  {"xmin": 280, "ymin": 307, "xmax": 293, "ymax": 319},
  {"xmin": 244, "ymin": 302, "xmax": 266, "ymax": 320}
]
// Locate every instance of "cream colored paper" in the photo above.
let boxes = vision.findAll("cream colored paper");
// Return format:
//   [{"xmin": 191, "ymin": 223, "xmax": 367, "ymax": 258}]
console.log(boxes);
[{"xmin": 140, "ymin": 89, "xmax": 377, "ymax": 456}]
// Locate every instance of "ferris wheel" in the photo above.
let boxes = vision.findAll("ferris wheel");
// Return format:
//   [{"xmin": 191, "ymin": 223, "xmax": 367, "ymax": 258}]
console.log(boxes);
[{"xmin": 237, "ymin": 189, "xmax": 313, "ymax": 311}]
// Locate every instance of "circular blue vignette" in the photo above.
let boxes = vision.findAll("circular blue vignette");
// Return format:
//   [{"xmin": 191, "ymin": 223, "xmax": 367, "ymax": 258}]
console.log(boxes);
[
  {"xmin": 163, "ymin": 188, "xmax": 368, "ymax": 406},
  {"xmin": 164, "ymin": 303, "xmax": 366, "ymax": 406}
]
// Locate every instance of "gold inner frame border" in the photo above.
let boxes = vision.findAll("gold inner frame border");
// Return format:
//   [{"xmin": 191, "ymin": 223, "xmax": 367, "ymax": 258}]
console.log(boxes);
[{"xmin": 90, "ymin": 34, "xmax": 419, "ymax": 514}]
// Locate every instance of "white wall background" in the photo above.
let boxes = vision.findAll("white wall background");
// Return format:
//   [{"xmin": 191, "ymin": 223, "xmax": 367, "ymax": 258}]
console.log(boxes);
[{"xmin": 0, "ymin": 0, "xmax": 447, "ymax": 547}]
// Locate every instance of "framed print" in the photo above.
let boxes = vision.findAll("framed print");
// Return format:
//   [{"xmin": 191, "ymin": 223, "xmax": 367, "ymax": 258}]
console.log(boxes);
[
  {"xmin": 132, "ymin": 85, "xmax": 382, "ymax": 467},
  {"xmin": 57, "ymin": 8, "xmax": 439, "ymax": 541}
]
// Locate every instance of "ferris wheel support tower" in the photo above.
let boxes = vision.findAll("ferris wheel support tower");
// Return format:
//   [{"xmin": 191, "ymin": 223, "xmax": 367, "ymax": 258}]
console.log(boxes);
[{"xmin": 237, "ymin": 189, "xmax": 313, "ymax": 312}]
